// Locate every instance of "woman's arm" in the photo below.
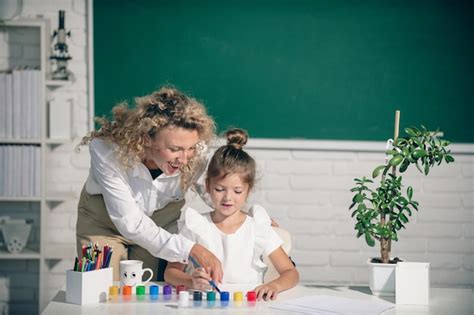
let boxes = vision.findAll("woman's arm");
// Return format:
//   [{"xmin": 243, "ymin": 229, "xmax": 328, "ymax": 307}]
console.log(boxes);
[
  {"xmin": 89, "ymin": 139, "xmax": 196, "ymax": 263},
  {"xmin": 254, "ymin": 247, "xmax": 299, "ymax": 301}
]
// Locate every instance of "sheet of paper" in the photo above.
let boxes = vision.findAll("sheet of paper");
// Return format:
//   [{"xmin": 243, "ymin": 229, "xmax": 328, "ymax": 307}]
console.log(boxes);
[{"xmin": 270, "ymin": 294, "xmax": 394, "ymax": 315}]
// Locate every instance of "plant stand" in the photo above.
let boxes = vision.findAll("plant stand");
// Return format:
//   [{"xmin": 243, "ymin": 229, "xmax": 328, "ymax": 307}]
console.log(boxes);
[{"xmin": 396, "ymin": 262, "xmax": 430, "ymax": 305}]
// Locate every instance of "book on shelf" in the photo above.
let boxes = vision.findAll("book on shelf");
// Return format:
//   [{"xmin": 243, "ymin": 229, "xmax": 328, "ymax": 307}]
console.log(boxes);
[
  {"xmin": 5, "ymin": 73, "xmax": 13, "ymax": 139},
  {"xmin": 0, "ymin": 146, "xmax": 3, "ymax": 196},
  {"xmin": 12, "ymin": 70, "xmax": 21, "ymax": 139},
  {"xmin": 0, "ymin": 145, "xmax": 40, "ymax": 198},
  {"xmin": 0, "ymin": 73, "xmax": 5, "ymax": 138},
  {"xmin": 0, "ymin": 69, "xmax": 41, "ymax": 140}
]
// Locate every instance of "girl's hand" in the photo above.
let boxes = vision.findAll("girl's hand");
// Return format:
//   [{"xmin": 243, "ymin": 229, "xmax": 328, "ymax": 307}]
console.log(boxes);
[
  {"xmin": 254, "ymin": 283, "xmax": 279, "ymax": 301},
  {"xmin": 189, "ymin": 243, "xmax": 223, "ymax": 283},
  {"xmin": 191, "ymin": 267, "xmax": 212, "ymax": 291}
]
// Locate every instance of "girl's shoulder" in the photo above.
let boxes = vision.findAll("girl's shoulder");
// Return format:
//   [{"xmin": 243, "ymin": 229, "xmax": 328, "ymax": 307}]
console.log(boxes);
[
  {"xmin": 248, "ymin": 204, "xmax": 283, "ymax": 255},
  {"xmin": 178, "ymin": 206, "xmax": 212, "ymax": 234},
  {"xmin": 247, "ymin": 204, "xmax": 272, "ymax": 226}
]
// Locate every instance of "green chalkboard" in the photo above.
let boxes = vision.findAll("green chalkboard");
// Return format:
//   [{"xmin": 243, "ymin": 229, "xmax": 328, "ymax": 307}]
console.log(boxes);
[{"xmin": 93, "ymin": 0, "xmax": 474, "ymax": 142}]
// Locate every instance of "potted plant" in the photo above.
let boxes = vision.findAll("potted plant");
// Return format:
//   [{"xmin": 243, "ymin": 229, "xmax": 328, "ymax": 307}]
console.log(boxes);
[{"xmin": 349, "ymin": 111, "xmax": 455, "ymax": 296}]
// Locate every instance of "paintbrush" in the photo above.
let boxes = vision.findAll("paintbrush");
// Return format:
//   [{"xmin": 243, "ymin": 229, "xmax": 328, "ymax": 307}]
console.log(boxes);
[{"xmin": 188, "ymin": 255, "xmax": 221, "ymax": 293}]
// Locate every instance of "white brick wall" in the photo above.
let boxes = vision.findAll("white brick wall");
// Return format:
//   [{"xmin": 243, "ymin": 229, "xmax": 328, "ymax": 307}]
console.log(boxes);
[
  {"xmin": 0, "ymin": 1, "xmax": 473, "ymax": 313},
  {"xmin": 189, "ymin": 147, "xmax": 474, "ymax": 288}
]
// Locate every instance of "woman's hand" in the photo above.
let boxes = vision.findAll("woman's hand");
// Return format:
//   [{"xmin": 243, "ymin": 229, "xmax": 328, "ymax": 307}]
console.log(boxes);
[
  {"xmin": 189, "ymin": 243, "xmax": 223, "ymax": 284},
  {"xmin": 191, "ymin": 267, "xmax": 212, "ymax": 291},
  {"xmin": 254, "ymin": 283, "xmax": 280, "ymax": 301}
]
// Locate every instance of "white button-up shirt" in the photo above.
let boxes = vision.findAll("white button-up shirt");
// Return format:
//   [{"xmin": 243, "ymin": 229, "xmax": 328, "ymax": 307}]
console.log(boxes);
[{"xmin": 85, "ymin": 138, "xmax": 197, "ymax": 263}]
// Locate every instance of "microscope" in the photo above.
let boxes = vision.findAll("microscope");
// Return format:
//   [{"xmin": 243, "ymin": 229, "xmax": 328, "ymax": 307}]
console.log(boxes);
[{"xmin": 50, "ymin": 10, "xmax": 72, "ymax": 80}]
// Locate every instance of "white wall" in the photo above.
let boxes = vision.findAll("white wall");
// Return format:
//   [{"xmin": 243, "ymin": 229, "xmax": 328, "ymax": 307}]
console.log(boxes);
[
  {"xmin": 186, "ymin": 143, "xmax": 473, "ymax": 287},
  {"xmin": 0, "ymin": 0, "xmax": 472, "ymax": 312}
]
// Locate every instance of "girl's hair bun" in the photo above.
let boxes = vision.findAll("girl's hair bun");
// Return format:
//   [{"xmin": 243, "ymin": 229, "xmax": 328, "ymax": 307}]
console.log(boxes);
[{"xmin": 225, "ymin": 128, "xmax": 248, "ymax": 150}]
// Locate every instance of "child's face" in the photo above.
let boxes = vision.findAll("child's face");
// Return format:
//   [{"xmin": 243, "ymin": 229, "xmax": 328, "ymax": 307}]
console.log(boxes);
[{"xmin": 207, "ymin": 173, "xmax": 250, "ymax": 218}]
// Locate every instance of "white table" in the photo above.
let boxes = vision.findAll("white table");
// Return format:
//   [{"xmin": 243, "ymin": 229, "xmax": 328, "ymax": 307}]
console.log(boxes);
[{"xmin": 42, "ymin": 284, "xmax": 473, "ymax": 315}]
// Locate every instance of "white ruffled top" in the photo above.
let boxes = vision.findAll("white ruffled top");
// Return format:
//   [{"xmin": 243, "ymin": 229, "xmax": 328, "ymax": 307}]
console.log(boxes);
[{"xmin": 178, "ymin": 205, "xmax": 283, "ymax": 289}]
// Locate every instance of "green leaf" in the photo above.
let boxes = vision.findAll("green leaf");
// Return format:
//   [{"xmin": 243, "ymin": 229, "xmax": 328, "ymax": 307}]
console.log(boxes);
[
  {"xmin": 365, "ymin": 232, "xmax": 375, "ymax": 247},
  {"xmin": 407, "ymin": 186, "xmax": 413, "ymax": 200},
  {"xmin": 372, "ymin": 165, "xmax": 386, "ymax": 178},
  {"xmin": 412, "ymin": 149, "xmax": 427, "ymax": 158},
  {"xmin": 389, "ymin": 155, "xmax": 404, "ymax": 166},
  {"xmin": 399, "ymin": 159, "xmax": 410, "ymax": 173},
  {"xmin": 405, "ymin": 207, "xmax": 412, "ymax": 216},
  {"xmin": 353, "ymin": 194, "xmax": 363, "ymax": 203},
  {"xmin": 397, "ymin": 197, "xmax": 408, "ymax": 206},
  {"xmin": 397, "ymin": 138, "xmax": 408, "ymax": 146},
  {"xmin": 424, "ymin": 162, "xmax": 430, "ymax": 175},
  {"xmin": 400, "ymin": 213, "xmax": 409, "ymax": 223},
  {"xmin": 413, "ymin": 137, "xmax": 422, "ymax": 148},
  {"xmin": 445, "ymin": 155, "xmax": 455, "ymax": 163},
  {"xmin": 386, "ymin": 149, "xmax": 398, "ymax": 155},
  {"xmin": 405, "ymin": 128, "xmax": 417, "ymax": 137}
]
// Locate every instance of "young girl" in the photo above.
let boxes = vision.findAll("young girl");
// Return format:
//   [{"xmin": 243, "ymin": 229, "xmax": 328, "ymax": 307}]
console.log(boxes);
[{"xmin": 164, "ymin": 128, "xmax": 299, "ymax": 300}]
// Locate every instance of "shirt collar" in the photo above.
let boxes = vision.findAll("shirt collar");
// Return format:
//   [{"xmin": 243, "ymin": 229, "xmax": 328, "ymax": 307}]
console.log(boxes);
[{"xmin": 129, "ymin": 163, "xmax": 181, "ymax": 180}]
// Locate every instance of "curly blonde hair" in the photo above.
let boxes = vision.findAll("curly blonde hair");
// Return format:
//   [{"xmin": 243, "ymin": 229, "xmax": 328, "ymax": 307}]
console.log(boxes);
[{"xmin": 79, "ymin": 86, "xmax": 216, "ymax": 190}]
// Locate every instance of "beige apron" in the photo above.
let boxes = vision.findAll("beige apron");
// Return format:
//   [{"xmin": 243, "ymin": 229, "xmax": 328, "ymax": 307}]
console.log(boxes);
[{"xmin": 76, "ymin": 186, "xmax": 184, "ymax": 281}]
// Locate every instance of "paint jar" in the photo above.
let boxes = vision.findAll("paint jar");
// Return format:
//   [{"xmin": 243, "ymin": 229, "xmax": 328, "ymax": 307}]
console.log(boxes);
[
  {"xmin": 247, "ymin": 290, "xmax": 256, "ymax": 306},
  {"xmin": 109, "ymin": 286, "xmax": 119, "ymax": 296},
  {"xmin": 136, "ymin": 285, "xmax": 145, "ymax": 301},
  {"xmin": 178, "ymin": 291, "xmax": 189, "ymax": 307},
  {"xmin": 193, "ymin": 291, "xmax": 202, "ymax": 307},
  {"xmin": 234, "ymin": 291, "xmax": 243, "ymax": 307},
  {"xmin": 108, "ymin": 285, "xmax": 119, "ymax": 303},
  {"xmin": 220, "ymin": 291, "xmax": 229, "ymax": 307},
  {"xmin": 149, "ymin": 285, "xmax": 159, "ymax": 300},
  {"xmin": 163, "ymin": 284, "xmax": 172, "ymax": 300},
  {"xmin": 176, "ymin": 284, "xmax": 187, "ymax": 295},
  {"xmin": 122, "ymin": 285, "xmax": 132, "ymax": 302},
  {"xmin": 206, "ymin": 291, "xmax": 216, "ymax": 308}
]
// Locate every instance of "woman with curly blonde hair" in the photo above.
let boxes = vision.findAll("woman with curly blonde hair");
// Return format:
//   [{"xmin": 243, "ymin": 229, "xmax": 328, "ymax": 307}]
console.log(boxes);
[{"xmin": 76, "ymin": 86, "xmax": 223, "ymax": 282}]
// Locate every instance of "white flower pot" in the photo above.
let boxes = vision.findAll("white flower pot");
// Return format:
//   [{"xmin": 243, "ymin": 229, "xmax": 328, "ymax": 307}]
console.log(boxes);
[
  {"xmin": 368, "ymin": 259, "xmax": 398, "ymax": 296},
  {"xmin": 1, "ymin": 221, "xmax": 32, "ymax": 253}
]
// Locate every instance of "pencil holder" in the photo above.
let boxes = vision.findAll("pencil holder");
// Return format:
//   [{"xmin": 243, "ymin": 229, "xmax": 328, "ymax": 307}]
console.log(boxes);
[{"xmin": 66, "ymin": 267, "xmax": 113, "ymax": 305}]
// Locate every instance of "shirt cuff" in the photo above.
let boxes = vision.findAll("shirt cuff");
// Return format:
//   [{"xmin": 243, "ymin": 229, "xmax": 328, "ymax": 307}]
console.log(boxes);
[{"xmin": 179, "ymin": 236, "xmax": 195, "ymax": 264}]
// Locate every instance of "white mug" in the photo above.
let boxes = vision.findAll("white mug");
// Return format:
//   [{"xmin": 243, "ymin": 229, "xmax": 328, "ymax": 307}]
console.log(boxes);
[{"xmin": 119, "ymin": 260, "xmax": 153, "ymax": 287}]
